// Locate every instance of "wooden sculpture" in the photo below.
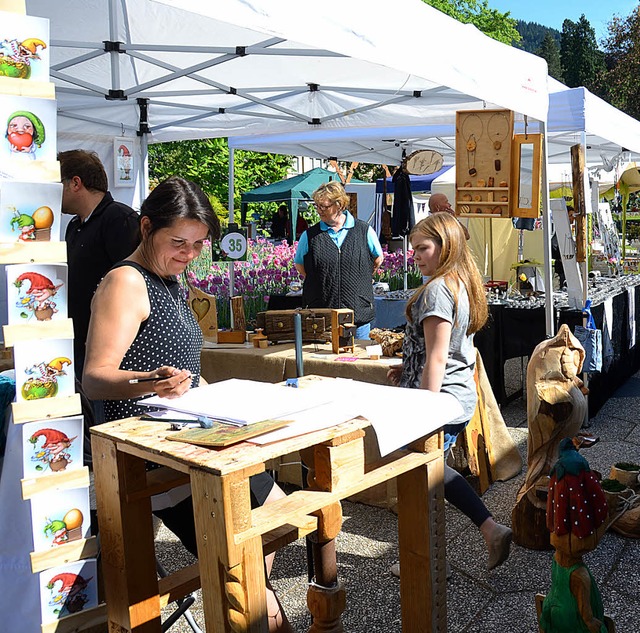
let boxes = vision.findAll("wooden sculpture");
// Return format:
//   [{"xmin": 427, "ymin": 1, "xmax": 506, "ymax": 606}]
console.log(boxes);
[
  {"xmin": 217, "ymin": 295, "xmax": 246, "ymax": 344},
  {"xmin": 536, "ymin": 438, "xmax": 614, "ymax": 633},
  {"xmin": 512, "ymin": 324, "xmax": 588, "ymax": 549},
  {"xmin": 187, "ymin": 285, "xmax": 218, "ymax": 342},
  {"xmin": 331, "ymin": 308, "xmax": 356, "ymax": 354}
]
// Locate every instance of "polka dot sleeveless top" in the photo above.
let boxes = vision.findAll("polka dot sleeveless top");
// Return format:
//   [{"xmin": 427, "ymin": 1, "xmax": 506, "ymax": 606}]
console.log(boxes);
[{"xmin": 104, "ymin": 261, "xmax": 203, "ymax": 422}]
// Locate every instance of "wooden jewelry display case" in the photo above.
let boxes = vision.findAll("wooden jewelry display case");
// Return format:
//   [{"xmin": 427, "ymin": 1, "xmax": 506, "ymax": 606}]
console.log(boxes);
[{"xmin": 455, "ymin": 109, "xmax": 514, "ymax": 218}]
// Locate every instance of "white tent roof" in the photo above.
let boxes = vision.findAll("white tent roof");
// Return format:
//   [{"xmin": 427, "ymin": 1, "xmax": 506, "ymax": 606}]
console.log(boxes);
[
  {"xmin": 25, "ymin": 0, "xmax": 548, "ymax": 144},
  {"xmin": 229, "ymin": 83, "xmax": 640, "ymax": 168}
]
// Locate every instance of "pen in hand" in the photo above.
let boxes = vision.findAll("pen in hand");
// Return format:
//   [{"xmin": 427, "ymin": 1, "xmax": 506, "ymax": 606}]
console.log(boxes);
[{"xmin": 128, "ymin": 373, "xmax": 192, "ymax": 385}]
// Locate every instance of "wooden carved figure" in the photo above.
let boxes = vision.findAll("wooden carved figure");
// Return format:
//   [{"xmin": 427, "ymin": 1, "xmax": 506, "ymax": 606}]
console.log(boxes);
[
  {"xmin": 512, "ymin": 324, "xmax": 588, "ymax": 549},
  {"xmin": 187, "ymin": 285, "xmax": 218, "ymax": 342},
  {"xmin": 537, "ymin": 438, "xmax": 614, "ymax": 633}
]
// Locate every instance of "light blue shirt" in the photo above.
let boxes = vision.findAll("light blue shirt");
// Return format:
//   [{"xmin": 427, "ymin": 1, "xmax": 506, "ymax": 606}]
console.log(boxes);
[{"xmin": 294, "ymin": 211, "xmax": 382, "ymax": 264}]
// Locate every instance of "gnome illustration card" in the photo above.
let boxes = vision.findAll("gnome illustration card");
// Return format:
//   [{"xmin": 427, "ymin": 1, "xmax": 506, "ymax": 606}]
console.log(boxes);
[
  {"xmin": 0, "ymin": 11, "xmax": 50, "ymax": 82},
  {"xmin": 6, "ymin": 263, "xmax": 67, "ymax": 323},
  {"xmin": 13, "ymin": 338, "xmax": 75, "ymax": 403},
  {"xmin": 0, "ymin": 180, "xmax": 62, "ymax": 242},
  {"xmin": 39, "ymin": 559, "xmax": 98, "ymax": 623},
  {"xmin": 22, "ymin": 416, "xmax": 84, "ymax": 478},
  {"xmin": 30, "ymin": 486, "xmax": 90, "ymax": 552},
  {"xmin": 0, "ymin": 94, "xmax": 57, "ymax": 164}
]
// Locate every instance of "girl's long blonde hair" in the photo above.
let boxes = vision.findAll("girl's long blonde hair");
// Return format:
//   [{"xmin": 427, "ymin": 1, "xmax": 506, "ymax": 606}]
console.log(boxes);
[{"xmin": 405, "ymin": 213, "xmax": 488, "ymax": 334}]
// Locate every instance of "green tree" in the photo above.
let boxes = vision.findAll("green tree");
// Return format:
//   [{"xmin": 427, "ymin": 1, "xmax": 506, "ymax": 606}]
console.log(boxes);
[
  {"xmin": 148, "ymin": 138, "xmax": 293, "ymax": 224},
  {"xmin": 536, "ymin": 33, "xmax": 564, "ymax": 82},
  {"xmin": 600, "ymin": 7, "xmax": 640, "ymax": 120},
  {"xmin": 425, "ymin": 0, "xmax": 521, "ymax": 45},
  {"xmin": 560, "ymin": 15, "xmax": 606, "ymax": 93}
]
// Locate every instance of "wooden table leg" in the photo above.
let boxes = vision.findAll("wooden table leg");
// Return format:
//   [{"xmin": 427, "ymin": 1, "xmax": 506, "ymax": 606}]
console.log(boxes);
[
  {"xmin": 397, "ymin": 456, "xmax": 447, "ymax": 633},
  {"xmin": 91, "ymin": 435, "xmax": 161, "ymax": 632},
  {"xmin": 306, "ymin": 503, "xmax": 345, "ymax": 633},
  {"xmin": 190, "ymin": 468, "xmax": 268, "ymax": 633}
]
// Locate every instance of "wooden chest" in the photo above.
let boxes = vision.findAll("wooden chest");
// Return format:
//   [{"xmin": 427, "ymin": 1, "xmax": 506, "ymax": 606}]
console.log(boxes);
[{"xmin": 256, "ymin": 308, "xmax": 353, "ymax": 343}]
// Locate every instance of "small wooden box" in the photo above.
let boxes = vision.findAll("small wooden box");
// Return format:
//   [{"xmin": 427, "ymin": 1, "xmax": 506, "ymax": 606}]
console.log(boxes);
[{"xmin": 217, "ymin": 330, "xmax": 246, "ymax": 344}]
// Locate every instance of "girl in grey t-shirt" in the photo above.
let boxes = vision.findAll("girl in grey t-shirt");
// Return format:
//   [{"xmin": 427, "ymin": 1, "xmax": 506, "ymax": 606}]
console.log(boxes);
[{"xmin": 388, "ymin": 212, "xmax": 512, "ymax": 571}]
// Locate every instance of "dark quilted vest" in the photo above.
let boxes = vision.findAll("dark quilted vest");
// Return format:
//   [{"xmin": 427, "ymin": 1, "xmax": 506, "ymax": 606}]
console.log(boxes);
[{"xmin": 302, "ymin": 219, "xmax": 375, "ymax": 325}]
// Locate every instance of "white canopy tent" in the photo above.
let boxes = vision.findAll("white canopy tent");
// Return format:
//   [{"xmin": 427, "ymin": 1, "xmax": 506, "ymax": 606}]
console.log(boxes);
[
  {"xmin": 25, "ymin": 0, "xmax": 548, "ymax": 210},
  {"xmin": 230, "ymin": 81, "xmax": 640, "ymax": 326}
]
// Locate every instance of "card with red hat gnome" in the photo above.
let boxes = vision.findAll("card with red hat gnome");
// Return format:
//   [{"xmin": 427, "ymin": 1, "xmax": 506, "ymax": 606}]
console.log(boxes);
[
  {"xmin": 6, "ymin": 263, "xmax": 67, "ymax": 323},
  {"xmin": 21, "ymin": 416, "xmax": 83, "ymax": 479}
]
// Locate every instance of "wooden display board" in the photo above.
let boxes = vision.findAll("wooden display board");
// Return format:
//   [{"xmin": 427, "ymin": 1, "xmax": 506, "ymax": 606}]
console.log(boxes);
[{"xmin": 455, "ymin": 109, "xmax": 514, "ymax": 218}]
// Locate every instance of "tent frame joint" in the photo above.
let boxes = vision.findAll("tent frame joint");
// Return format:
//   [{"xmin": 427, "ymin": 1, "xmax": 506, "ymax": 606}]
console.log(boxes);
[{"xmin": 103, "ymin": 40, "xmax": 125, "ymax": 53}]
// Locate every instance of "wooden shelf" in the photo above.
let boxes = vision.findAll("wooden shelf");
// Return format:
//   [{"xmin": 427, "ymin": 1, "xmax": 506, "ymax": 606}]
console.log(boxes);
[
  {"xmin": 457, "ymin": 201, "xmax": 509, "ymax": 206},
  {"xmin": 457, "ymin": 187, "xmax": 509, "ymax": 191}
]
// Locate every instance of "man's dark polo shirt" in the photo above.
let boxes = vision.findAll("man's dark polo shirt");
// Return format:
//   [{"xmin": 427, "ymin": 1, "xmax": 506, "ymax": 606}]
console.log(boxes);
[{"xmin": 65, "ymin": 192, "xmax": 140, "ymax": 375}]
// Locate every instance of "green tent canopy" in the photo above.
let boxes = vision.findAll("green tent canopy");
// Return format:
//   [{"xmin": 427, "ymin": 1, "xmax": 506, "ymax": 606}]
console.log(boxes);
[{"xmin": 241, "ymin": 167, "xmax": 364, "ymax": 241}]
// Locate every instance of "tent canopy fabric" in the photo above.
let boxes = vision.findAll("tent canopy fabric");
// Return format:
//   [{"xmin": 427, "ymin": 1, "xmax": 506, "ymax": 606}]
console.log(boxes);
[
  {"xmin": 241, "ymin": 168, "xmax": 360, "ymax": 204},
  {"xmin": 375, "ymin": 166, "xmax": 454, "ymax": 194},
  {"xmin": 26, "ymin": 0, "xmax": 548, "ymax": 146}
]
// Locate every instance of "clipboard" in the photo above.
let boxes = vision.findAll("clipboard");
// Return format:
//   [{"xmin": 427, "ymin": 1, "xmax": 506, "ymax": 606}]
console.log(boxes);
[{"xmin": 165, "ymin": 418, "xmax": 292, "ymax": 447}]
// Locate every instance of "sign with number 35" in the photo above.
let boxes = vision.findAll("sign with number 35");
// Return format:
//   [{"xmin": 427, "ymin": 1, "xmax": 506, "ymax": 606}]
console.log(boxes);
[{"xmin": 214, "ymin": 226, "xmax": 248, "ymax": 262}]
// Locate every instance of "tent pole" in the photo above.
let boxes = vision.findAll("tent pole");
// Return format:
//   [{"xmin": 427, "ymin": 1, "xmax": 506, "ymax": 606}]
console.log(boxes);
[
  {"xmin": 107, "ymin": 0, "xmax": 121, "ymax": 92},
  {"xmin": 403, "ymin": 234, "xmax": 408, "ymax": 291},
  {"xmin": 228, "ymin": 145, "xmax": 236, "ymax": 326},
  {"xmin": 541, "ymin": 122, "xmax": 555, "ymax": 337}
]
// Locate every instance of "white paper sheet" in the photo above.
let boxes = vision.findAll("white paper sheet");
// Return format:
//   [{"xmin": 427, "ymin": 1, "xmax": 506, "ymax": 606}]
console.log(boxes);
[{"xmin": 139, "ymin": 378, "xmax": 332, "ymax": 426}]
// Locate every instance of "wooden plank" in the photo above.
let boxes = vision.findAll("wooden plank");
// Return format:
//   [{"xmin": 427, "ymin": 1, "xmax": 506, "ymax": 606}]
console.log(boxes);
[
  {"xmin": 0, "ymin": 240, "xmax": 66, "ymax": 264},
  {"xmin": 190, "ymin": 468, "xmax": 242, "ymax": 632},
  {"xmin": 158, "ymin": 563, "xmax": 201, "ymax": 608},
  {"xmin": 397, "ymin": 457, "xmax": 447, "ymax": 632},
  {"xmin": 91, "ymin": 435, "xmax": 161, "ymax": 632},
  {"xmin": 125, "ymin": 466, "xmax": 190, "ymax": 502},
  {"xmin": 314, "ymin": 436, "xmax": 365, "ymax": 491},
  {"xmin": 571, "ymin": 143, "xmax": 588, "ymax": 262},
  {"xmin": 238, "ymin": 451, "xmax": 432, "ymax": 544},
  {"xmin": 30, "ymin": 536, "xmax": 98, "ymax": 573},
  {"xmin": 241, "ymin": 535, "xmax": 269, "ymax": 633},
  {"xmin": 0, "ymin": 76, "xmax": 55, "ymax": 98},
  {"xmin": 12, "ymin": 393, "xmax": 82, "ymax": 425},
  {"xmin": 40, "ymin": 603, "xmax": 107, "ymax": 633},
  {"xmin": 22, "ymin": 466, "xmax": 90, "ymax": 500},
  {"xmin": 3, "ymin": 319, "xmax": 74, "ymax": 347}
]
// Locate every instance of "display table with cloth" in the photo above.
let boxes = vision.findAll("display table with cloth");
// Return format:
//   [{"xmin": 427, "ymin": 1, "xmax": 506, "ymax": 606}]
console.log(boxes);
[
  {"xmin": 90, "ymin": 376, "xmax": 451, "ymax": 632},
  {"xmin": 371, "ymin": 295, "xmax": 409, "ymax": 329},
  {"xmin": 475, "ymin": 279, "xmax": 640, "ymax": 416},
  {"xmin": 200, "ymin": 340, "xmax": 394, "ymax": 386}
]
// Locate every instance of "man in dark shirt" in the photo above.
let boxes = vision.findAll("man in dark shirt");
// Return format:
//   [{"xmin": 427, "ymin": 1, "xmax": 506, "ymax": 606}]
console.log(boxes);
[{"xmin": 58, "ymin": 149, "xmax": 140, "ymax": 377}]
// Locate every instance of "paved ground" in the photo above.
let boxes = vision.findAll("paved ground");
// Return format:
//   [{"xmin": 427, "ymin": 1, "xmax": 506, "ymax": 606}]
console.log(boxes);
[{"xmin": 157, "ymin": 364, "xmax": 640, "ymax": 632}]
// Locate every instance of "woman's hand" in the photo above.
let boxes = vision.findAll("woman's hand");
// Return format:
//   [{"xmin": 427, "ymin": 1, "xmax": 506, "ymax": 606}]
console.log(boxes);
[
  {"xmin": 387, "ymin": 364, "xmax": 403, "ymax": 386},
  {"xmin": 149, "ymin": 366, "xmax": 193, "ymax": 398}
]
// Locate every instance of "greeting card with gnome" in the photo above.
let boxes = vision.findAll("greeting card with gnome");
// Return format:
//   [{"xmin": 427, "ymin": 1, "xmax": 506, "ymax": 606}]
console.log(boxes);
[
  {"xmin": 13, "ymin": 338, "xmax": 74, "ymax": 403},
  {"xmin": 537, "ymin": 438, "xmax": 614, "ymax": 633},
  {"xmin": 39, "ymin": 559, "xmax": 98, "ymax": 624},
  {"xmin": 0, "ymin": 11, "xmax": 50, "ymax": 81},
  {"xmin": 0, "ymin": 94, "xmax": 56, "ymax": 164},
  {"xmin": 0, "ymin": 180, "xmax": 62, "ymax": 242},
  {"xmin": 6, "ymin": 263, "xmax": 67, "ymax": 323},
  {"xmin": 22, "ymin": 416, "xmax": 83, "ymax": 477}
]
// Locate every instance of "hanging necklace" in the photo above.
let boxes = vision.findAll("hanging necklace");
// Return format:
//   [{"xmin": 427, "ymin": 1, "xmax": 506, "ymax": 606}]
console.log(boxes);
[
  {"xmin": 138, "ymin": 248, "xmax": 186, "ymax": 325},
  {"xmin": 158, "ymin": 274, "xmax": 187, "ymax": 325},
  {"xmin": 487, "ymin": 112, "xmax": 510, "ymax": 172},
  {"xmin": 460, "ymin": 114, "xmax": 483, "ymax": 176}
]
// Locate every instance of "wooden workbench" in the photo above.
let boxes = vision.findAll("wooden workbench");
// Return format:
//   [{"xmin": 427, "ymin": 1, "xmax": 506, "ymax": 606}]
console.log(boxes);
[{"xmin": 90, "ymin": 376, "xmax": 449, "ymax": 632}]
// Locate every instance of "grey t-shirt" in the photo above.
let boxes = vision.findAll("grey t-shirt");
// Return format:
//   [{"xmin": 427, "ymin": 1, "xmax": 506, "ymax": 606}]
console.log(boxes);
[{"xmin": 400, "ymin": 277, "xmax": 477, "ymax": 426}]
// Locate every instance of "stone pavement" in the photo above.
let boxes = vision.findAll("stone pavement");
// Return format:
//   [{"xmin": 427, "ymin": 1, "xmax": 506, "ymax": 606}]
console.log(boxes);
[{"xmin": 157, "ymin": 368, "xmax": 640, "ymax": 632}]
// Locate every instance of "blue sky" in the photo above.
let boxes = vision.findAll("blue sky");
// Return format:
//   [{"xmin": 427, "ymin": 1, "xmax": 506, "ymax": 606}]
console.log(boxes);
[{"xmin": 488, "ymin": 0, "xmax": 638, "ymax": 42}]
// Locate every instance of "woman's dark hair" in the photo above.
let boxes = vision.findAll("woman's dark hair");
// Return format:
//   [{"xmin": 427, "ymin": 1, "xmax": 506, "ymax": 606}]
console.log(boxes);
[{"xmin": 140, "ymin": 176, "xmax": 221, "ymax": 240}]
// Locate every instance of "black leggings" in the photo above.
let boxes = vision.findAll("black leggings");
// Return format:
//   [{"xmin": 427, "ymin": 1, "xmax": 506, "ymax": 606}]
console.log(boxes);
[{"xmin": 444, "ymin": 458, "xmax": 491, "ymax": 528}]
